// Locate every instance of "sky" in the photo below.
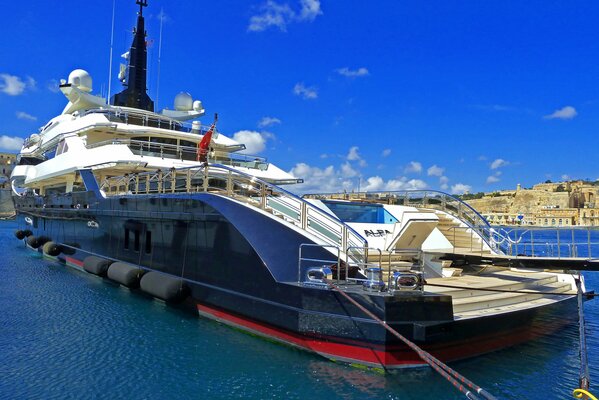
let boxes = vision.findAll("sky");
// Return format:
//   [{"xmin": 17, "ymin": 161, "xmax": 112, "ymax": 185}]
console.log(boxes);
[{"xmin": 1, "ymin": 0, "xmax": 598, "ymax": 195}]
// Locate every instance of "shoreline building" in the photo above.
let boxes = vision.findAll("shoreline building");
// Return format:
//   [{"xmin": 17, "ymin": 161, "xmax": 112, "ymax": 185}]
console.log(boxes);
[{"xmin": 466, "ymin": 181, "xmax": 599, "ymax": 227}]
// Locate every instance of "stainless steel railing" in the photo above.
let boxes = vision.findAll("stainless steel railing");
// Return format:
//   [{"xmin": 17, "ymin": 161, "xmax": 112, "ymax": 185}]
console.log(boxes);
[
  {"xmin": 303, "ymin": 190, "xmax": 501, "ymax": 252},
  {"xmin": 497, "ymin": 226, "xmax": 599, "ymax": 259}
]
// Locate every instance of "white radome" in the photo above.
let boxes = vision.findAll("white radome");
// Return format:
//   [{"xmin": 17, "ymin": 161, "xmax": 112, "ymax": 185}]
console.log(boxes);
[
  {"xmin": 174, "ymin": 92, "xmax": 193, "ymax": 111},
  {"xmin": 68, "ymin": 69, "xmax": 93, "ymax": 93}
]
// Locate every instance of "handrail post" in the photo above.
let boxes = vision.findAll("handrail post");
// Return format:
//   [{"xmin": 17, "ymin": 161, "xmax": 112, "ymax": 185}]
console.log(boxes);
[
  {"xmin": 226, "ymin": 171, "xmax": 233, "ymax": 196},
  {"xmin": 336, "ymin": 247, "xmax": 341, "ymax": 284},
  {"xmin": 157, "ymin": 170, "xmax": 163, "ymax": 193},
  {"xmin": 341, "ymin": 226, "xmax": 348, "ymax": 256},
  {"xmin": 300, "ymin": 203, "xmax": 308, "ymax": 230},
  {"xmin": 260, "ymin": 184, "xmax": 267, "ymax": 209},
  {"xmin": 145, "ymin": 174, "xmax": 150, "ymax": 194},
  {"xmin": 186, "ymin": 169, "xmax": 191, "ymax": 193},
  {"xmin": 134, "ymin": 174, "xmax": 139, "ymax": 194},
  {"xmin": 203, "ymin": 165, "xmax": 209, "ymax": 192},
  {"xmin": 557, "ymin": 229, "xmax": 561, "ymax": 258},
  {"xmin": 171, "ymin": 170, "xmax": 176, "ymax": 193}
]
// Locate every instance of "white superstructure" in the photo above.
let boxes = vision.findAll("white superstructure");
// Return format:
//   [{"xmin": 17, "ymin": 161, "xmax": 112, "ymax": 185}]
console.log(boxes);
[{"xmin": 12, "ymin": 69, "xmax": 298, "ymax": 198}]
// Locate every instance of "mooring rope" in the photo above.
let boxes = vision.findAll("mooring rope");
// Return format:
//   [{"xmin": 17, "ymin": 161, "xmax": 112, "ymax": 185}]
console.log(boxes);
[
  {"xmin": 575, "ymin": 276, "xmax": 593, "ymax": 398},
  {"xmin": 324, "ymin": 279, "xmax": 497, "ymax": 400}
]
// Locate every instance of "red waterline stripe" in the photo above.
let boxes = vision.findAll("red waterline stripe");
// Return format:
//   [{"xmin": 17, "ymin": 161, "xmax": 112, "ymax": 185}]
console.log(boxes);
[
  {"xmin": 197, "ymin": 303, "xmax": 425, "ymax": 368},
  {"xmin": 197, "ymin": 301, "xmax": 574, "ymax": 368},
  {"xmin": 65, "ymin": 256, "xmax": 84, "ymax": 268}
]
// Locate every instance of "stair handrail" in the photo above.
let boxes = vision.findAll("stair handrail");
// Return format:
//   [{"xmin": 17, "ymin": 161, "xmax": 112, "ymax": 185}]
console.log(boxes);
[{"xmin": 99, "ymin": 163, "xmax": 369, "ymax": 260}]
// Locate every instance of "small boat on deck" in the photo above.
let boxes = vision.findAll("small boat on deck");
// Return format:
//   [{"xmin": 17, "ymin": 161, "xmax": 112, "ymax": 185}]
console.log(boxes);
[{"xmin": 10, "ymin": 0, "xmax": 596, "ymax": 370}]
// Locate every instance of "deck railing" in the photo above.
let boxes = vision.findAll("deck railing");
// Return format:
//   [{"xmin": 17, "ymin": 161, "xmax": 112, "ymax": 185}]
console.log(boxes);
[
  {"xmin": 303, "ymin": 190, "xmax": 505, "ymax": 253},
  {"xmin": 99, "ymin": 164, "xmax": 368, "ymax": 262},
  {"xmin": 496, "ymin": 226, "xmax": 599, "ymax": 259},
  {"xmin": 87, "ymin": 139, "xmax": 267, "ymax": 171},
  {"xmin": 81, "ymin": 108, "xmax": 209, "ymax": 134}
]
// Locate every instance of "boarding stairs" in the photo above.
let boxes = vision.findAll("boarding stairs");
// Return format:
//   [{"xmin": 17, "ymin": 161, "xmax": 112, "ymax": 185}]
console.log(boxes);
[
  {"xmin": 432, "ymin": 211, "xmax": 492, "ymax": 255},
  {"xmin": 425, "ymin": 269, "xmax": 575, "ymax": 316}
]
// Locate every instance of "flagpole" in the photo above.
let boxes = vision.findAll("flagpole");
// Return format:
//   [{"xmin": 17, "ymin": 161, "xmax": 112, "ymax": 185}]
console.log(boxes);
[{"xmin": 107, "ymin": 0, "xmax": 116, "ymax": 102}]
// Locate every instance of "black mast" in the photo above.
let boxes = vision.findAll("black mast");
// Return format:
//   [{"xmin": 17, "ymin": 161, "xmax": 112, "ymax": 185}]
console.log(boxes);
[{"xmin": 111, "ymin": 0, "xmax": 154, "ymax": 112}]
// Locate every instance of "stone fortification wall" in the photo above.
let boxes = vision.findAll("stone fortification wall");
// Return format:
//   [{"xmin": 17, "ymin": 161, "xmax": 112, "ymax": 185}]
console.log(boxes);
[
  {"xmin": 0, "ymin": 189, "xmax": 15, "ymax": 216},
  {"xmin": 466, "ymin": 190, "xmax": 570, "ymax": 215}
]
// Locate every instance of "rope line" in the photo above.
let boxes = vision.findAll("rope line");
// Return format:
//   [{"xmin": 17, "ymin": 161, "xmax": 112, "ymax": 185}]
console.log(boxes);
[{"xmin": 324, "ymin": 279, "xmax": 497, "ymax": 400}]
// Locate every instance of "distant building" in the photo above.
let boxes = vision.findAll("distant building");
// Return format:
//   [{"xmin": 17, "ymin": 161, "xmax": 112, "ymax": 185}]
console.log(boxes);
[
  {"xmin": 468, "ymin": 181, "xmax": 599, "ymax": 226},
  {"xmin": 0, "ymin": 153, "xmax": 16, "ymax": 189},
  {"xmin": 579, "ymin": 209, "xmax": 599, "ymax": 227},
  {"xmin": 533, "ymin": 208, "xmax": 578, "ymax": 226}
]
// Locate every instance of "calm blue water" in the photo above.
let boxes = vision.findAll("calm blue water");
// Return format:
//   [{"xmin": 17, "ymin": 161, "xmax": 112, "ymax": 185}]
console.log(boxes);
[{"xmin": 0, "ymin": 220, "xmax": 598, "ymax": 400}]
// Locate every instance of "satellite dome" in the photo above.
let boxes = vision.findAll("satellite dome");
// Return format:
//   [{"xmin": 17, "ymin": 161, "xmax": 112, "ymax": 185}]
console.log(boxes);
[
  {"xmin": 68, "ymin": 69, "xmax": 93, "ymax": 92},
  {"xmin": 174, "ymin": 92, "xmax": 193, "ymax": 111}
]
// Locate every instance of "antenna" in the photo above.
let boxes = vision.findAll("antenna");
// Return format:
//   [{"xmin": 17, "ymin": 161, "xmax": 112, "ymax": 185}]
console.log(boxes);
[
  {"xmin": 137, "ymin": 0, "xmax": 148, "ymax": 15},
  {"xmin": 107, "ymin": 0, "xmax": 116, "ymax": 102},
  {"xmin": 156, "ymin": 7, "xmax": 164, "ymax": 110}
]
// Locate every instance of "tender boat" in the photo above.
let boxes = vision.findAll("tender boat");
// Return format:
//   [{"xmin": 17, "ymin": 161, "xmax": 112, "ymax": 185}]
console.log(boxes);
[{"xmin": 11, "ymin": 0, "xmax": 596, "ymax": 370}]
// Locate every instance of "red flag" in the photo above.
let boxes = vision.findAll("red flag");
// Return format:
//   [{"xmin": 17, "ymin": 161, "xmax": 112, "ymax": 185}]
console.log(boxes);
[{"xmin": 197, "ymin": 114, "xmax": 218, "ymax": 162}]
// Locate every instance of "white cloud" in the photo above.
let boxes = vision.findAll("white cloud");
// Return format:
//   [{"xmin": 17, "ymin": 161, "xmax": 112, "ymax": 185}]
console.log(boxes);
[
  {"xmin": 404, "ymin": 161, "xmax": 422, "ymax": 174},
  {"xmin": 486, "ymin": 175, "xmax": 500, "ymax": 184},
  {"xmin": 25, "ymin": 76, "xmax": 36, "ymax": 90},
  {"xmin": 0, "ymin": 135, "xmax": 24, "ymax": 151},
  {"xmin": 289, "ymin": 163, "xmax": 353, "ymax": 193},
  {"xmin": 47, "ymin": 79, "xmax": 61, "ymax": 93},
  {"xmin": 248, "ymin": 1, "xmax": 294, "ymax": 32},
  {"xmin": 289, "ymin": 160, "xmax": 427, "ymax": 195},
  {"xmin": 544, "ymin": 106, "xmax": 577, "ymax": 120},
  {"xmin": 0, "ymin": 74, "xmax": 36, "ymax": 96},
  {"xmin": 561, "ymin": 174, "xmax": 571, "ymax": 181},
  {"xmin": 362, "ymin": 176, "xmax": 427, "ymax": 192},
  {"xmin": 490, "ymin": 158, "xmax": 509, "ymax": 170},
  {"xmin": 340, "ymin": 162, "xmax": 358, "ymax": 178},
  {"xmin": 336, "ymin": 67, "xmax": 369, "ymax": 78},
  {"xmin": 347, "ymin": 146, "xmax": 361, "ymax": 161},
  {"xmin": 381, "ymin": 148, "xmax": 391, "ymax": 158},
  {"xmin": 16, "ymin": 111, "xmax": 37, "ymax": 121},
  {"xmin": 248, "ymin": 0, "xmax": 321, "ymax": 32},
  {"xmin": 362, "ymin": 176, "xmax": 384, "ymax": 191},
  {"xmin": 451, "ymin": 183, "xmax": 471, "ymax": 195},
  {"xmin": 439, "ymin": 176, "xmax": 449, "ymax": 190},
  {"xmin": 293, "ymin": 82, "xmax": 318, "ymax": 100},
  {"xmin": 0, "ymin": 74, "xmax": 25, "ymax": 95},
  {"xmin": 477, "ymin": 155, "xmax": 487, "ymax": 161},
  {"xmin": 232, "ymin": 130, "xmax": 273, "ymax": 154},
  {"xmin": 299, "ymin": 0, "xmax": 322, "ymax": 21},
  {"xmin": 258, "ymin": 116, "xmax": 281, "ymax": 128},
  {"xmin": 427, "ymin": 164, "xmax": 444, "ymax": 177}
]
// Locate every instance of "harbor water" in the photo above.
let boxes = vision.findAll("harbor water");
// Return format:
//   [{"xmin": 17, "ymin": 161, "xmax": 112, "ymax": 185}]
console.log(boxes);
[{"xmin": 1, "ymin": 220, "xmax": 598, "ymax": 399}]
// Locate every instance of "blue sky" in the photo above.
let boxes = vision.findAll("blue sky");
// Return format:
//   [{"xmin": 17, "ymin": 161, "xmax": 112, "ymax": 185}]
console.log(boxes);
[{"xmin": 1, "ymin": 0, "xmax": 598, "ymax": 194}]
